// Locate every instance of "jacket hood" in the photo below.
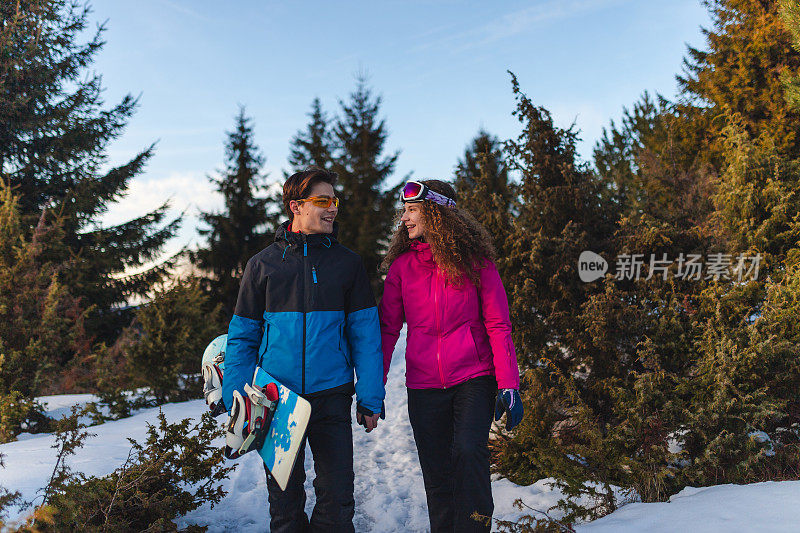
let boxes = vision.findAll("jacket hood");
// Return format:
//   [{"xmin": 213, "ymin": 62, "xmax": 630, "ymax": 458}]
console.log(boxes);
[{"xmin": 275, "ymin": 220, "xmax": 339, "ymax": 248}]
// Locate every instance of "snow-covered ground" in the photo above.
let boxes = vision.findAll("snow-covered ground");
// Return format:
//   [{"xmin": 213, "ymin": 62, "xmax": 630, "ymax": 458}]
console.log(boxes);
[
  {"xmin": 13, "ymin": 393, "xmax": 98, "ymax": 442},
  {"xmin": 580, "ymin": 481, "xmax": 800, "ymax": 533},
  {"xmin": 2, "ymin": 328, "xmax": 800, "ymax": 531}
]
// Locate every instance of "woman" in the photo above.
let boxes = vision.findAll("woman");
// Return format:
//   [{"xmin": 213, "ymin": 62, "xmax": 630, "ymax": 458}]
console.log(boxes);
[{"xmin": 379, "ymin": 179, "xmax": 523, "ymax": 533}]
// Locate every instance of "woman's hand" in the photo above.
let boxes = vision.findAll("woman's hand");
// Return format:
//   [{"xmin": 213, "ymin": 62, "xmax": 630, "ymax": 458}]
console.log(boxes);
[
  {"xmin": 494, "ymin": 389, "xmax": 524, "ymax": 431},
  {"xmin": 357, "ymin": 412, "xmax": 380, "ymax": 432}
]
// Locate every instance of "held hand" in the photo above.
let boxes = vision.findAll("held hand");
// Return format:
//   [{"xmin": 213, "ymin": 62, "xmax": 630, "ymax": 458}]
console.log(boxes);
[
  {"xmin": 494, "ymin": 389, "xmax": 524, "ymax": 431},
  {"xmin": 356, "ymin": 402, "xmax": 385, "ymax": 433},
  {"xmin": 356, "ymin": 412, "xmax": 381, "ymax": 432}
]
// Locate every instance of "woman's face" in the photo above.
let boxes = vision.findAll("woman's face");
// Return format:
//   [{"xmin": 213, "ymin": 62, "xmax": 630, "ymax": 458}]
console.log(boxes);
[{"xmin": 401, "ymin": 202, "xmax": 425, "ymax": 239}]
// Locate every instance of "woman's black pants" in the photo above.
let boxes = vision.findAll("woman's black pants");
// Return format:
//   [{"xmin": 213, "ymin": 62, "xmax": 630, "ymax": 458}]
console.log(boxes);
[{"xmin": 407, "ymin": 375, "xmax": 497, "ymax": 533}]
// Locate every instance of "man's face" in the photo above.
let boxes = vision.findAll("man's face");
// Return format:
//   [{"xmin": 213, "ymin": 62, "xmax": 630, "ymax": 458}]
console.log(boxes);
[{"xmin": 290, "ymin": 181, "xmax": 338, "ymax": 234}]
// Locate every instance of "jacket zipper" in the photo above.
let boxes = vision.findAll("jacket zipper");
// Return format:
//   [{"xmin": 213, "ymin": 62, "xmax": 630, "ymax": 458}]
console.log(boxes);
[
  {"xmin": 434, "ymin": 268, "xmax": 446, "ymax": 388},
  {"xmin": 302, "ymin": 239, "xmax": 308, "ymax": 394}
]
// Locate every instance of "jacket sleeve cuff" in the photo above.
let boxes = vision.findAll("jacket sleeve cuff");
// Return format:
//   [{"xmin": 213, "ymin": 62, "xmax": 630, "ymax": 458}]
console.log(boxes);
[{"xmin": 357, "ymin": 401, "xmax": 385, "ymax": 418}]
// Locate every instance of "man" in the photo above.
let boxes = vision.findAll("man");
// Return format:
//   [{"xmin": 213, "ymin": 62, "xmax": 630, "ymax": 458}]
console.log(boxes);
[{"xmin": 222, "ymin": 168, "xmax": 385, "ymax": 532}]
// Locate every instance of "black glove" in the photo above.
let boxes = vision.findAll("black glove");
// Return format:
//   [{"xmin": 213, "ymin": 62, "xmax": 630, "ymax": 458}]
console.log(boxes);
[
  {"xmin": 356, "ymin": 401, "xmax": 386, "ymax": 427},
  {"xmin": 494, "ymin": 389, "xmax": 524, "ymax": 431}
]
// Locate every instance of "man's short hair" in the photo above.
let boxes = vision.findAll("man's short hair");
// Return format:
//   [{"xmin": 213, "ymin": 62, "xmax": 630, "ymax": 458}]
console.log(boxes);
[{"xmin": 283, "ymin": 167, "xmax": 338, "ymax": 220}]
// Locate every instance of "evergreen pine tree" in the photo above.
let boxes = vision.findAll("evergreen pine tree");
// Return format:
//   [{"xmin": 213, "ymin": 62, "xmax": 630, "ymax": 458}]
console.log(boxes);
[
  {"xmin": 490, "ymin": 74, "xmax": 631, "ymax": 520},
  {"xmin": 682, "ymin": 124, "xmax": 800, "ymax": 484},
  {"xmin": 492, "ymin": 75, "xmax": 703, "ymax": 515},
  {"xmin": 0, "ymin": 181, "xmax": 88, "ymax": 398},
  {"xmin": 679, "ymin": 5, "xmax": 800, "ymax": 480},
  {"xmin": 191, "ymin": 107, "xmax": 277, "ymax": 318},
  {"xmin": 497, "ymin": 2, "xmax": 800, "ymax": 521},
  {"xmin": 288, "ymin": 97, "xmax": 334, "ymax": 172},
  {"xmin": 454, "ymin": 130, "xmax": 508, "ymax": 195},
  {"xmin": 594, "ymin": 92, "xmax": 717, "ymax": 231},
  {"xmin": 587, "ymin": 90, "xmax": 719, "ymax": 503},
  {"xmin": 500, "ymin": 73, "xmax": 614, "ymax": 371},
  {"xmin": 126, "ymin": 277, "xmax": 224, "ymax": 404},
  {"xmin": 593, "ymin": 93, "xmax": 660, "ymax": 215},
  {"xmin": 679, "ymin": 0, "xmax": 800, "ymax": 162},
  {"xmin": 453, "ymin": 130, "xmax": 513, "ymax": 262},
  {"xmin": 0, "ymin": 0, "xmax": 180, "ymax": 341},
  {"xmin": 332, "ymin": 75, "xmax": 401, "ymax": 290},
  {"xmin": 685, "ymin": 249, "xmax": 800, "ymax": 486},
  {"xmin": 781, "ymin": 0, "xmax": 800, "ymax": 107}
]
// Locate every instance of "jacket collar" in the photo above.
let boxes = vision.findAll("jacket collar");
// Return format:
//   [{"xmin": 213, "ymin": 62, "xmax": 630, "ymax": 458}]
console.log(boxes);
[
  {"xmin": 409, "ymin": 239, "xmax": 434, "ymax": 263},
  {"xmin": 275, "ymin": 220, "xmax": 339, "ymax": 248}
]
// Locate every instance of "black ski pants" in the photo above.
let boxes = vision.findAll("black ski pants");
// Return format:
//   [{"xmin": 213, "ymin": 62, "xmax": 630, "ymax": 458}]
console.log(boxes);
[
  {"xmin": 407, "ymin": 375, "xmax": 497, "ymax": 533},
  {"xmin": 264, "ymin": 392, "xmax": 355, "ymax": 533}
]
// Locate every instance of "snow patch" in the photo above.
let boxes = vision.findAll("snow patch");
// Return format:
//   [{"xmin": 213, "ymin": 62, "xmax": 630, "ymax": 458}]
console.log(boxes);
[{"xmin": 578, "ymin": 481, "xmax": 800, "ymax": 533}]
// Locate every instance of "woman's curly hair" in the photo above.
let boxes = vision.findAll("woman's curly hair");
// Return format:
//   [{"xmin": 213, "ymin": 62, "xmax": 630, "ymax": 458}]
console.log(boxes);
[{"xmin": 380, "ymin": 179, "xmax": 496, "ymax": 287}]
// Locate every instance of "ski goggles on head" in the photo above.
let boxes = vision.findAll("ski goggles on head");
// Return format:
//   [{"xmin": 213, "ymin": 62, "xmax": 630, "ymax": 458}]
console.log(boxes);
[
  {"xmin": 401, "ymin": 181, "xmax": 456, "ymax": 207},
  {"xmin": 296, "ymin": 195, "xmax": 339, "ymax": 208}
]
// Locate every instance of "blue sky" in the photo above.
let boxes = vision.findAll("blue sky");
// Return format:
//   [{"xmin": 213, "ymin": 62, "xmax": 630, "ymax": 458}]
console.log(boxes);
[{"xmin": 90, "ymin": 0, "xmax": 710, "ymax": 256}]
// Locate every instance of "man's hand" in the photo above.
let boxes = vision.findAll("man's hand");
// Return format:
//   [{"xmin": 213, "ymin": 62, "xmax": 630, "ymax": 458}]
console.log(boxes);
[
  {"xmin": 356, "ymin": 402, "xmax": 385, "ymax": 433},
  {"xmin": 356, "ymin": 412, "xmax": 380, "ymax": 432}
]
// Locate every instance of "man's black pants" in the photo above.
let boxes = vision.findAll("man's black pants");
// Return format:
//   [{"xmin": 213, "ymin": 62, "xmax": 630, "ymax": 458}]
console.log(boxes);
[
  {"xmin": 264, "ymin": 392, "xmax": 355, "ymax": 533},
  {"xmin": 407, "ymin": 375, "xmax": 497, "ymax": 533}
]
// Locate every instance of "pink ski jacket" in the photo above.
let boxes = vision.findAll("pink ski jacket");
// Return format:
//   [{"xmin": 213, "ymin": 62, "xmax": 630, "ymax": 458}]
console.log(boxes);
[{"xmin": 379, "ymin": 240, "xmax": 520, "ymax": 390}]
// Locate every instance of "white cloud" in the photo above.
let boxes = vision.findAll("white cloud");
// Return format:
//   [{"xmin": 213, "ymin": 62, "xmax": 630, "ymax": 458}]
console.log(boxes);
[
  {"xmin": 412, "ymin": 0, "xmax": 630, "ymax": 54},
  {"xmin": 154, "ymin": 0, "xmax": 211, "ymax": 22},
  {"xmin": 98, "ymin": 171, "xmax": 221, "ymax": 284},
  {"xmin": 98, "ymin": 169, "xmax": 286, "ymax": 283},
  {"xmin": 478, "ymin": 0, "xmax": 627, "ymax": 44},
  {"xmin": 99, "ymin": 171, "xmax": 221, "ymax": 229}
]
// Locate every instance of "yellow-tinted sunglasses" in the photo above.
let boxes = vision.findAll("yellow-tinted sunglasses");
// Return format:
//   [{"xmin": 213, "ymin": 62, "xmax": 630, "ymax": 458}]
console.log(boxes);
[{"xmin": 296, "ymin": 196, "xmax": 339, "ymax": 208}]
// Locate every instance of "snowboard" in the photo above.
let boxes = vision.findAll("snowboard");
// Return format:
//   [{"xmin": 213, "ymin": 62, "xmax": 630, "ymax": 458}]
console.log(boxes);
[{"xmin": 201, "ymin": 334, "xmax": 312, "ymax": 491}]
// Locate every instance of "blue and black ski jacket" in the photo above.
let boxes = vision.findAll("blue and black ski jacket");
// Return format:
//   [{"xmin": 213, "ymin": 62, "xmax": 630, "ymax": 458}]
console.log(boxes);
[{"xmin": 222, "ymin": 221, "xmax": 385, "ymax": 415}]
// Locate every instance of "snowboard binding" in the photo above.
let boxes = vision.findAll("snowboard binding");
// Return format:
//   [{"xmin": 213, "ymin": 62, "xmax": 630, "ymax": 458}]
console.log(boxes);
[
  {"xmin": 224, "ymin": 380, "xmax": 280, "ymax": 460},
  {"xmin": 202, "ymin": 352, "xmax": 226, "ymax": 417}
]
